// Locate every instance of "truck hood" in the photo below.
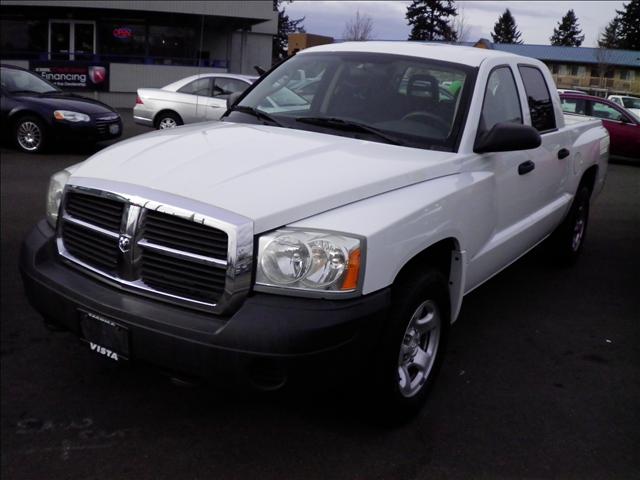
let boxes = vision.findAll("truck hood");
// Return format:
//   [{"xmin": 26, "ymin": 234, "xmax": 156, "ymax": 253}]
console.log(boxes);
[{"xmin": 71, "ymin": 122, "xmax": 459, "ymax": 232}]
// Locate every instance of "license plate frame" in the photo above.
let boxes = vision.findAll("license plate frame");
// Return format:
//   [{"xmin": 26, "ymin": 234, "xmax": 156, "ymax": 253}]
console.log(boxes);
[{"xmin": 79, "ymin": 310, "xmax": 129, "ymax": 361}]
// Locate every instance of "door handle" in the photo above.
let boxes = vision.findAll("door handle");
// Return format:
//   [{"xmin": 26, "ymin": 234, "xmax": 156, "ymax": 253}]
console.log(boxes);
[
  {"xmin": 518, "ymin": 160, "xmax": 535, "ymax": 175},
  {"xmin": 558, "ymin": 148, "xmax": 570, "ymax": 159}
]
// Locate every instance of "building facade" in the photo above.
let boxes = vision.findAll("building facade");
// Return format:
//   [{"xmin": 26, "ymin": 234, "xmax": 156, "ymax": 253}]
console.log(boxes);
[{"xmin": 0, "ymin": 1, "xmax": 278, "ymax": 106}]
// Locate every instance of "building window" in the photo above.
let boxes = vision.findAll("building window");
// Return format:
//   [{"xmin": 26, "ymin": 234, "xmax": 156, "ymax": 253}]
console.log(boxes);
[
  {"xmin": 619, "ymin": 70, "xmax": 631, "ymax": 81},
  {"xmin": 98, "ymin": 21, "xmax": 146, "ymax": 62},
  {"xmin": 570, "ymin": 65, "xmax": 579, "ymax": 76},
  {"xmin": 0, "ymin": 16, "xmax": 47, "ymax": 59},
  {"xmin": 148, "ymin": 24, "xmax": 196, "ymax": 64}
]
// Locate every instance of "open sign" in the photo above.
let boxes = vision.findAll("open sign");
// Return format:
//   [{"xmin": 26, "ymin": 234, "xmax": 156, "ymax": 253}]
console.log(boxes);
[{"xmin": 113, "ymin": 27, "xmax": 132, "ymax": 39}]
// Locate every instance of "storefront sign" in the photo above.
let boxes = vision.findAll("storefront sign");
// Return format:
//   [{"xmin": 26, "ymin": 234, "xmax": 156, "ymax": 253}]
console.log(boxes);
[
  {"xmin": 30, "ymin": 61, "xmax": 109, "ymax": 91},
  {"xmin": 113, "ymin": 27, "xmax": 133, "ymax": 39}
]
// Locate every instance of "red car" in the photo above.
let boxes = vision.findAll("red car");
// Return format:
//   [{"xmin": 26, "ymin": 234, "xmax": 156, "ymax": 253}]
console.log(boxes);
[{"xmin": 560, "ymin": 93, "xmax": 640, "ymax": 160}]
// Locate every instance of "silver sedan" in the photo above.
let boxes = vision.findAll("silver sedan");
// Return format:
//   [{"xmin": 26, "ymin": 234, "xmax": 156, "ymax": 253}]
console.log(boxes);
[{"xmin": 133, "ymin": 73, "xmax": 257, "ymax": 129}]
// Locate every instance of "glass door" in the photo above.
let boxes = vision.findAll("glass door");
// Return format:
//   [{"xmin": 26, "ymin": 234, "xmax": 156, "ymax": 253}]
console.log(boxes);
[
  {"xmin": 50, "ymin": 22, "xmax": 71, "ymax": 60},
  {"xmin": 74, "ymin": 23, "xmax": 95, "ymax": 60},
  {"xmin": 49, "ymin": 21, "xmax": 95, "ymax": 60}
]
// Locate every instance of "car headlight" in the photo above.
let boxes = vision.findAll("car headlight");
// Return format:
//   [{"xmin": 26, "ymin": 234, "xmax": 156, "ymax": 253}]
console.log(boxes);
[
  {"xmin": 46, "ymin": 169, "xmax": 71, "ymax": 228},
  {"xmin": 53, "ymin": 110, "xmax": 90, "ymax": 122},
  {"xmin": 255, "ymin": 229, "xmax": 363, "ymax": 295}
]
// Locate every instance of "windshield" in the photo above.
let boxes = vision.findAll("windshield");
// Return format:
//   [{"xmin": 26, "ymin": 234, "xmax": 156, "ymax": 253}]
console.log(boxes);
[
  {"xmin": 227, "ymin": 52, "xmax": 475, "ymax": 151},
  {"xmin": 622, "ymin": 97, "xmax": 640, "ymax": 109},
  {"xmin": 0, "ymin": 67, "xmax": 59, "ymax": 94}
]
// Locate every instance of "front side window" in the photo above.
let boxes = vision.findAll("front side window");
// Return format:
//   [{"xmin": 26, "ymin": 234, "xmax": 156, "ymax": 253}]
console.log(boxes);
[
  {"xmin": 519, "ymin": 66, "xmax": 556, "ymax": 132},
  {"xmin": 226, "ymin": 52, "xmax": 475, "ymax": 152},
  {"xmin": 213, "ymin": 78, "xmax": 248, "ymax": 99},
  {"xmin": 591, "ymin": 101, "xmax": 624, "ymax": 121},
  {"xmin": 478, "ymin": 66, "xmax": 522, "ymax": 136},
  {"xmin": 178, "ymin": 78, "xmax": 211, "ymax": 96}
]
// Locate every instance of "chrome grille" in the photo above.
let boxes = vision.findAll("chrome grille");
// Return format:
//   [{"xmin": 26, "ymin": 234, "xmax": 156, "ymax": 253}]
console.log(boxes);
[
  {"xmin": 57, "ymin": 185, "xmax": 253, "ymax": 314},
  {"xmin": 142, "ymin": 210, "xmax": 228, "ymax": 259},
  {"xmin": 65, "ymin": 191, "xmax": 124, "ymax": 231}
]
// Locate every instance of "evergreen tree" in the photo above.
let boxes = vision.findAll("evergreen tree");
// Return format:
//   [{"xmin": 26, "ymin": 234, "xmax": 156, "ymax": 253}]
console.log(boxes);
[
  {"xmin": 272, "ymin": 0, "xmax": 305, "ymax": 64},
  {"xmin": 599, "ymin": 17, "xmax": 621, "ymax": 49},
  {"xmin": 616, "ymin": 0, "xmax": 640, "ymax": 50},
  {"xmin": 406, "ymin": 0, "xmax": 458, "ymax": 42},
  {"xmin": 550, "ymin": 9, "xmax": 585, "ymax": 47},
  {"xmin": 491, "ymin": 9, "xmax": 523, "ymax": 44}
]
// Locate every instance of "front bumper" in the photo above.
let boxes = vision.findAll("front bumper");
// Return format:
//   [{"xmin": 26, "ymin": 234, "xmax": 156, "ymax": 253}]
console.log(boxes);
[
  {"xmin": 20, "ymin": 221, "xmax": 390, "ymax": 388},
  {"xmin": 51, "ymin": 118, "xmax": 123, "ymax": 142}
]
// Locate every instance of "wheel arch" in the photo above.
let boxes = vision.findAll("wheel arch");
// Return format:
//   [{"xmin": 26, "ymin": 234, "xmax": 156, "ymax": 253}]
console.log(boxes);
[
  {"xmin": 580, "ymin": 164, "xmax": 598, "ymax": 195},
  {"xmin": 392, "ymin": 237, "xmax": 466, "ymax": 324},
  {"xmin": 153, "ymin": 109, "xmax": 183, "ymax": 128}
]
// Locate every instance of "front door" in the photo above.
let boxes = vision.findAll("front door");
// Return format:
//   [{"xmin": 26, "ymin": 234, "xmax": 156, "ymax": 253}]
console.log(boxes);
[{"xmin": 49, "ymin": 21, "xmax": 95, "ymax": 61}]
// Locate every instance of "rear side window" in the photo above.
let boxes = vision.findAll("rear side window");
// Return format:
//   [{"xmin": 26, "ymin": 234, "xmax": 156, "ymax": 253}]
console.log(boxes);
[
  {"xmin": 478, "ymin": 66, "xmax": 522, "ymax": 136},
  {"xmin": 519, "ymin": 66, "xmax": 556, "ymax": 132},
  {"xmin": 561, "ymin": 97, "xmax": 587, "ymax": 115}
]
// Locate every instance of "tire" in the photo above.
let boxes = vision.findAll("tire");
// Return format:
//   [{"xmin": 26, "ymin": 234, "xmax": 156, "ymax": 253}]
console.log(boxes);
[
  {"xmin": 370, "ymin": 268, "xmax": 450, "ymax": 424},
  {"xmin": 549, "ymin": 184, "xmax": 591, "ymax": 266},
  {"xmin": 14, "ymin": 115, "xmax": 47, "ymax": 153},
  {"xmin": 155, "ymin": 112, "xmax": 182, "ymax": 130}
]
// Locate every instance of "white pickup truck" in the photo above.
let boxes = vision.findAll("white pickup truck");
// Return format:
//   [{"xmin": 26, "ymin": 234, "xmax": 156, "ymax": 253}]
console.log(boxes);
[{"xmin": 21, "ymin": 42, "xmax": 608, "ymax": 419}]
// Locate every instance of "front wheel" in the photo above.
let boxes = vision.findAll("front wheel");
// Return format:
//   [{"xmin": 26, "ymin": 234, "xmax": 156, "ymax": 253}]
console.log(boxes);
[
  {"xmin": 370, "ymin": 268, "xmax": 450, "ymax": 423},
  {"xmin": 15, "ymin": 116, "xmax": 47, "ymax": 153}
]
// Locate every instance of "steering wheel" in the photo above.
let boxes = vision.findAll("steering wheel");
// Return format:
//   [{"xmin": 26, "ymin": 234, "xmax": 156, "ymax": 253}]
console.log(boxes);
[{"xmin": 401, "ymin": 111, "xmax": 450, "ymax": 133}]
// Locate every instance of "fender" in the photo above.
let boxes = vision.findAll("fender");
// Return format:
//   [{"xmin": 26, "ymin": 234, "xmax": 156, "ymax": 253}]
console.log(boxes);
[{"xmin": 290, "ymin": 171, "xmax": 495, "ymax": 322}]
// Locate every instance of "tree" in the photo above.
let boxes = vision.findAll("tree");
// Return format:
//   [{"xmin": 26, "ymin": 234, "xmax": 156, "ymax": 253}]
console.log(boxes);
[
  {"xmin": 616, "ymin": 0, "xmax": 640, "ymax": 50},
  {"xmin": 599, "ymin": 17, "xmax": 621, "ymax": 49},
  {"xmin": 550, "ymin": 9, "xmax": 585, "ymax": 47},
  {"xmin": 491, "ymin": 9, "xmax": 523, "ymax": 44},
  {"xmin": 406, "ymin": 0, "xmax": 458, "ymax": 42},
  {"xmin": 453, "ymin": 6, "xmax": 471, "ymax": 42},
  {"xmin": 343, "ymin": 10, "xmax": 374, "ymax": 41},
  {"xmin": 272, "ymin": 0, "xmax": 305, "ymax": 64}
]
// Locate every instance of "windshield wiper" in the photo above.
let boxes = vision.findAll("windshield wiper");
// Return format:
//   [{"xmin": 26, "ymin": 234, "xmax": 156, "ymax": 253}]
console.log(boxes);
[
  {"xmin": 296, "ymin": 117, "xmax": 405, "ymax": 146},
  {"xmin": 230, "ymin": 105, "xmax": 284, "ymax": 127}
]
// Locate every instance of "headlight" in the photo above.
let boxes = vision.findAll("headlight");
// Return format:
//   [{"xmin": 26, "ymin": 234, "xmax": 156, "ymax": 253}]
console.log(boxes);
[
  {"xmin": 256, "ymin": 229, "xmax": 363, "ymax": 295},
  {"xmin": 46, "ymin": 169, "xmax": 71, "ymax": 227},
  {"xmin": 53, "ymin": 110, "xmax": 90, "ymax": 122}
]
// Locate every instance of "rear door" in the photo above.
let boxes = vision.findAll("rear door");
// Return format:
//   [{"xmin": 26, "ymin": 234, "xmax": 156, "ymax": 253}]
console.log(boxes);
[
  {"xmin": 175, "ymin": 77, "xmax": 213, "ymax": 123},
  {"xmin": 516, "ymin": 65, "xmax": 570, "ymax": 211}
]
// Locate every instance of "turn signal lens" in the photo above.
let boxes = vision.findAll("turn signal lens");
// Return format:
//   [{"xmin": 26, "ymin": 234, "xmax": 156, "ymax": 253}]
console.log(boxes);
[{"xmin": 135, "ymin": 95, "xmax": 144, "ymax": 104}]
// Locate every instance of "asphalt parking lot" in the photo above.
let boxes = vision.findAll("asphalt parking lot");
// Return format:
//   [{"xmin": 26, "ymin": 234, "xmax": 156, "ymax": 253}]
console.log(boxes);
[{"xmin": 1, "ymin": 112, "xmax": 639, "ymax": 480}]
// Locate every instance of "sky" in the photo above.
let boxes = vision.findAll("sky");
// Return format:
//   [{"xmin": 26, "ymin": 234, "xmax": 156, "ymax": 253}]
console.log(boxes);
[{"xmin": 284, "ymin": 1, "xmax": 627, "ymax": 47}]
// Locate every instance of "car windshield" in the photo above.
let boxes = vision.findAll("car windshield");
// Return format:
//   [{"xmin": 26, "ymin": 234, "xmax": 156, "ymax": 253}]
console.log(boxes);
[
  {"xmin": 227, "ymin": 52, "xmax": 475, "ymax": 151},
  {"xmin": 622, "ymin": 97, "xmax": 640, "ymax": 109},
  {"xmin": 0, "ymin": 67, "xmax": 59, "ymax": 94}
]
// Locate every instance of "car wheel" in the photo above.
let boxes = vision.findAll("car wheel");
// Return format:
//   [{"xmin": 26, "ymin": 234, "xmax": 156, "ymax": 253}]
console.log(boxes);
[
  {"xmin": 15, "ymin": 116, "xmax": 46, "ymax": 153},
  {"xmin": 550, "ymin": 184, "xmax": 591, "ymax": 265},
  {"xmin": 370, "ymin": 268, "xmax": 450, "ymax": 423},
  {"xmin": 156, "ymin": 112, "xmax": 182, "ymax": 130}
]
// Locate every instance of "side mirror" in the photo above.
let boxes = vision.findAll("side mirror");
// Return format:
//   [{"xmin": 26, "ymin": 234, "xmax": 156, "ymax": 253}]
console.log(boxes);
[
  {"xmin": 474, "ymin": 122, "xmax": 541, "ymax": 154},
  {"xmin": 226, "ymin": 91, "xmax": 242, "ymax": 110}
]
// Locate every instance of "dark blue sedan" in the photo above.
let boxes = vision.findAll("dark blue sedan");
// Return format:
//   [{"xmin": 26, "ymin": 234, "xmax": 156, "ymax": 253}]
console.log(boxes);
[{"xmin": 0, "ymin": 64, "xmax": 122, "ymax": 153}]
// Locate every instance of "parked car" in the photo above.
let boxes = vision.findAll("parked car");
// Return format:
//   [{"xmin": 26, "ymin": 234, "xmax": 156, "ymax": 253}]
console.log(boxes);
[
  {"xmin": 561, "ymin": 92, "xmax": 640, "ymax": 159},
  {"xmin": 22, "ymin": 42, "xmax": 608, "ymax": 420},
  {"xmin": 557, "ymin": 88, "xmax": 587, "ymax": 95},
  {"xmin": 133, "ymin": 73, "xmax": 257, "ymax": 129},
  {"xmin": 607, "ymin": 95, "xmax": 640, "ymax": 118},
  {"xmin": 0, "ymin": 64, "xmax": 122, "ymax": 153}
]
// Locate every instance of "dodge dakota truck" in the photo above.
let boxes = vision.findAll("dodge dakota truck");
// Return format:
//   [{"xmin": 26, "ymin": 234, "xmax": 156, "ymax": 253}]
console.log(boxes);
[{"xmin": 21, "ymin": 42, "xmax": 608, "ymax": 419}]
